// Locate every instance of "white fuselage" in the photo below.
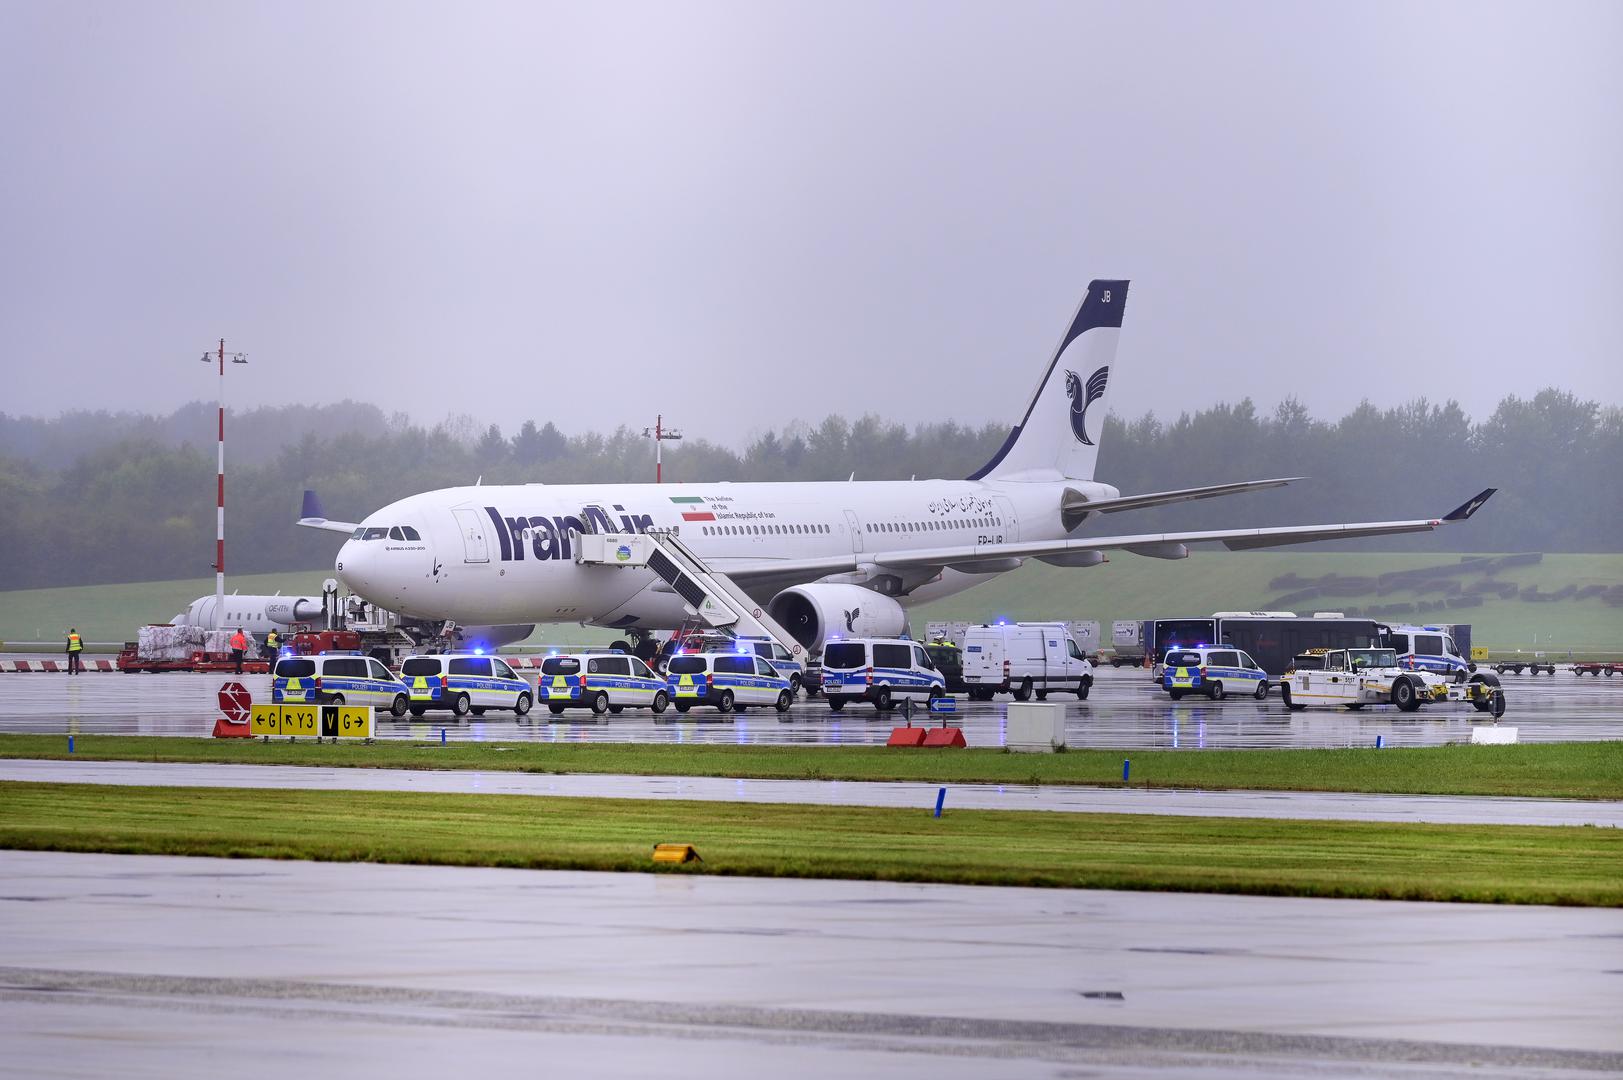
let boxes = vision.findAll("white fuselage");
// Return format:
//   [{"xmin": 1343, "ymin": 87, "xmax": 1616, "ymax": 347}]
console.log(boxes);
[{"xmin": 335, "ymin": 478, "xmax": 1114, "ymax": 630}]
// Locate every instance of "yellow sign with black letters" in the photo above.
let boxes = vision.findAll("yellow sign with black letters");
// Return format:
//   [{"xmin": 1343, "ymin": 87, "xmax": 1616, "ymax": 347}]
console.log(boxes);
[{"xmin": 321, "ymin": 705, "xmax": 374, "ymax": 739}]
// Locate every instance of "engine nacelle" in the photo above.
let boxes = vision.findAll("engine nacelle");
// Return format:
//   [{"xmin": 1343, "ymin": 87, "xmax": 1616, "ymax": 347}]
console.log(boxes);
[{"xmin": 767, "ymin": 584, "xmax": 908, "ymax": 650}]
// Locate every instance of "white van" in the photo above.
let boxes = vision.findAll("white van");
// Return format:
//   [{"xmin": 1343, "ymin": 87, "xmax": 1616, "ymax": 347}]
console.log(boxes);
[
  {"xmin": 538, "ymin": 652, "xmax": 669, "ymax": 715},
  {"xmin": 820, "ymin": 638, "xmax": 946, "ymax": 713},
  {"xmin": 1381, "ymin": 625, "xmax": 1471, "ymax": 679},
  {"xmin": 399, "ymin": 653, "xmax": 533, "ymax": 717},
  {"xmin": 961, "ymin": 622, "xmax": 1093, "ymax": 701}
]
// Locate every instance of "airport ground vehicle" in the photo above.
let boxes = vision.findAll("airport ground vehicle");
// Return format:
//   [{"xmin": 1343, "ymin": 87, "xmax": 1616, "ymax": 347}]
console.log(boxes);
[
  {"xmin": 961, "ymin": 622, "xmax": 1093, "ymax": 701},
  {"xmin": 1149, "ymin": 614, "xmax": 1385, "ymax": 678},
  {"xmin": 665, "ymin": 651, "xmax": 793, "ymax": 714},
  {"xmin": 924, "ymin": 640, "xmax": 967, "ymax": 693},
  {"xmin": 737, "ymin": 636, "xmax": 807, "ymax": 693},
  {"xmin": 1109, "ymin": 620, "xmax": 1149, "ymax": 666},
  {"xmin": 1571, "ymin": 661, "xmax": 1623, "ymax": 677},
  {"xmin": 399, "ymin": 653, "xmax": 532, "ymax": 717},
  {"xmin": 536, "ymin": 652, "xmax": 668, "ymax": 715},
  {"xmin": 821, "ymin": 638, "xmax": 946, "ymax": 713},
  {"xmin": 1160, "ymin": 646, "xmax": 1269, "ymax": 700},
  {"xmin": 1492, "ymin": 659, "xmax": 1558, "ymax": 675},
  {"xmin": 1279, "ymin": 647, "xmax": 1505, "ymax": 715},
  {"xmin": 272, "ymin": 653, "xmax": 412, "ymax": 716}
]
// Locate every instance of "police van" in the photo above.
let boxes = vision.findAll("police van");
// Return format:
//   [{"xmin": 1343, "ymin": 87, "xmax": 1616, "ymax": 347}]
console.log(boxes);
[
  {"xmin": 821, "ymin": 638, "xmax": 946, "ymax": 713},
  {"xmin": 272, "ymin": 653, "xmax": 412, "ymax": 717},
  {"xmin": 960, "ymin": 622, "xmax": 1093, "ymax": 701},
  {"xmin": 1381, "ymin": 625, "xmax": 1471, "ymax": 678},
  {"xmin": 1160, "ymin": 646, "xmax": 1269, "ymax": 700},
  {"xmin": 537, "ymin": 652, "xmax": 669, "ymax": 715},
  {"xmin": 665, "ymin": 651, "xmax": 794, "ymax": 714},
  {"xmin": 398, "ymin": 653, "xmax": 533, "ymax": 717},
  {"xmin": 738, "ymin": 637, "xmax": 807, "ymax": 693}
]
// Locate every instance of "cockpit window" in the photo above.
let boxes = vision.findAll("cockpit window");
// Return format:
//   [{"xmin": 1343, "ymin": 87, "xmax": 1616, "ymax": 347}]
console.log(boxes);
[
  {"xmin": 388, "ymin": 527, "xmax": 404, "ymax": 541},
  {"xmin": 350, "ymin": 527, "xmax": 365, "ymax": 539},
  {"xmin": 401, "ymin": 526, "xmax": 421, "ymax": 541},
  {"xmin": 362, "ymin": 527, "xmax": 387, "ymax": 540}
]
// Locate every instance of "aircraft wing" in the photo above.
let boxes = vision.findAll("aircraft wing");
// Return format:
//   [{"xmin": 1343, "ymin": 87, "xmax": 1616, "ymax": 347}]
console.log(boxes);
[
  {"xmin": 1068, "ymin": 476, "xmax": 1302, "ymax": 516},
  {"xmin": 714, "ymin": 489, "xmax": 1496, "ymax": 592},
  {"xmin": 294, "ymin": 489, "xmax": 359, "ymax": 535}
]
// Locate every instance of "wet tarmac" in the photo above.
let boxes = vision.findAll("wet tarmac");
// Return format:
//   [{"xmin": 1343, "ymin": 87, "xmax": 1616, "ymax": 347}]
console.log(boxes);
[
  {"xmin": 2, "ymin": 665, "xmax": 1620, "ymax": 748},
  {"xmin": 2, "ymin": 851, "xmax": 1619, "ymax": 1079},
  {"xmin": 6, "ymin": 758, "xmax": 1620, "ymax": 827}
]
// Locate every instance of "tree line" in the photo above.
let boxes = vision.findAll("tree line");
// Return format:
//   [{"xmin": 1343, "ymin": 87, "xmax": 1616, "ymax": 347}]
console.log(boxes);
[{"xmin": 0, "ymin": 388, "xmax": 1616, "ymax": 591}]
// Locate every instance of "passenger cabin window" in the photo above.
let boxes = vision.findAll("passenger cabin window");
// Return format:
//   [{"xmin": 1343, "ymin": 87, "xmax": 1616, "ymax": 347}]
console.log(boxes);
[
  {"xmin": 1210, "ymin": 651, "xmax": 1239, "ymax": 667},
  {"xmin": 1415, "ymin": 634, "xmax": 1444, "ymax": 656},
  {"xmin": 541, "ymin": 656, "xmax": 582, "ymax": 676},
  {"xmin": 328, "ymin": 658, "xmax": 367, "ymax": 678},
  {"xmin": 873, "ymin": 643, "xmax": 911, "ymax": 669},
  {"xmin": 714, "ymin": 656, "xmax": 753, "ymax": 675},
  {"xmin": 589, "ymin": 656, "xmax": 629, "ymax": 675},
  {"xmin": 449, "ymin": 657, "xmax": 492, "ymax": 677}
]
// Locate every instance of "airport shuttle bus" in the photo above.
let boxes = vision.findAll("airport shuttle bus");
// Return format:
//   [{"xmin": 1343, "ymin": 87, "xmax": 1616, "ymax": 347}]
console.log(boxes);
[{"xmin": 1150, "ymin": 615, "xmax": 1385, "ymax": 677}]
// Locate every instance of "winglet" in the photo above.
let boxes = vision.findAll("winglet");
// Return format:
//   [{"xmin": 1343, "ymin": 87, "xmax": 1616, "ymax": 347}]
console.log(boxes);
[
  {"xmin": 301, "ymin": 489, "xmax": 326, "ymax": 520},
  {"xmin": 1443, "ymin": 488, "xmax": 1496, "ymax": 522}
]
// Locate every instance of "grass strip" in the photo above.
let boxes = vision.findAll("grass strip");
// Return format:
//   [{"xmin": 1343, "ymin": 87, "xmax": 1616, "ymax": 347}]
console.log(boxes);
[
  {"xmin": 3, "ymin": 735, "xmax": 1620, "ymax": 800},
  {"xmin": 3, "ymin": 781, "xmax": 1618, "ymax": 905}
]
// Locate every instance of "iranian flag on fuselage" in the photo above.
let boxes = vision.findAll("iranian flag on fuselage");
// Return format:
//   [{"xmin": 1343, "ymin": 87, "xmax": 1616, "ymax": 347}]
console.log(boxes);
[{"xmin": 669, "ymin": 495, "xmax": 714, "ymax": 522}]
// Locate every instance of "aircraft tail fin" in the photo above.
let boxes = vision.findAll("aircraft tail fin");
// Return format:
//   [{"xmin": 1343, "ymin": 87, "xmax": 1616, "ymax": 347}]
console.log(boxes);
[{"xmin": 967, "ymin": 280, "xmax": 1129, "ymax": 483}]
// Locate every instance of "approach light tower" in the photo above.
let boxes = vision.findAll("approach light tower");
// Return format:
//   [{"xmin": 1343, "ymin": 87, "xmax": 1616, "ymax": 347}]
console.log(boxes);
[
  {"xmin": 200, "ymin": 340, "xmax": 248, "ymax": 629},
  {"xmin": 642, "ymin": 414, "xmax": 683, "ymax": 484}
]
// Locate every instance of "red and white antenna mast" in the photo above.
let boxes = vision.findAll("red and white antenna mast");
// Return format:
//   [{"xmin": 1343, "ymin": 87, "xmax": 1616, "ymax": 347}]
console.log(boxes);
[
  {"xmin": 200, "ymin": 339, "xmax": 248, "ymax": 629},
  {"xmin": 642, "ymin": 414, "xmax": 683, "ymax": 484}
]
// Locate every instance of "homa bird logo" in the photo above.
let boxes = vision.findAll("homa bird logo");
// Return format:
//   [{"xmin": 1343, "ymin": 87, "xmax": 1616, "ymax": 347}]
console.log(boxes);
[
  {"xmin": 843, "ymin": 607, "xmax": 860, "ymax": 633},
  {"xmin": 1065, "ymin": 366, "xmax": 1109, "ymax": 446}
]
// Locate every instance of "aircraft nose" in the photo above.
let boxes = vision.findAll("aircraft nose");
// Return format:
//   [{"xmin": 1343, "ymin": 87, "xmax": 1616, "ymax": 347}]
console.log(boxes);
[{"xmin": 335, "ymin": 539, "xmax": 373, "ymax": 596}]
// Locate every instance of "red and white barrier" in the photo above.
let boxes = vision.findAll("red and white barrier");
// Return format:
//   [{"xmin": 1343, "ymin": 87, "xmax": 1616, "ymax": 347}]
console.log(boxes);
[{"xmin": 0, "ymin": 659, "xmax": 119, "ymax": 673}]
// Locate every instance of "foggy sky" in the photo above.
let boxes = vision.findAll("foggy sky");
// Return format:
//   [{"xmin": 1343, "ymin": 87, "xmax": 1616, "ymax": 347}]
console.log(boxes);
[{"xmin": 2, "ymin": 1, "xmax": 1619, "ymax": 445}]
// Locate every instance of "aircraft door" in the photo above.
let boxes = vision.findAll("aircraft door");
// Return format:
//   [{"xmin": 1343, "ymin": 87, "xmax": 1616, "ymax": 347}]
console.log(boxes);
[
  {"xmin": 992, "ymin": 495, "xmax": 1020, "ymax": 544},
  {"xmin": 844, "ymin": 509, "xmax": 864, "ymax": 552},
  {"xmin": 451, "ymin": 508, "xmax": 490, "ymax": 563}
]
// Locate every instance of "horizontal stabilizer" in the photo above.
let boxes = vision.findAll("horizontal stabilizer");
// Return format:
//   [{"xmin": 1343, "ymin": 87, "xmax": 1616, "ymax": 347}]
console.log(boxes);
[
  {"xmin": 296, "ymin": 488, "xmax": 359, "ymax": 535},
  {"xmin": 1064, "ymin": 476, "xmax": 1300, "ymax": 528}
]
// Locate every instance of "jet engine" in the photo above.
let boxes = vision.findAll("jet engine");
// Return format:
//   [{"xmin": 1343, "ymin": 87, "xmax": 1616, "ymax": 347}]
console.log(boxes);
[{"xmin": 767, "ymin": 584, "xmax": 908, "ymax": 649}]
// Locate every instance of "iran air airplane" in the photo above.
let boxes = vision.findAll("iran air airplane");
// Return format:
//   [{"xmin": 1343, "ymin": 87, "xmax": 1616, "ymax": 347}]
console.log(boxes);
[{"xmin": 299, "ymin": 280, "xmax": 1494, "ymax": 648}]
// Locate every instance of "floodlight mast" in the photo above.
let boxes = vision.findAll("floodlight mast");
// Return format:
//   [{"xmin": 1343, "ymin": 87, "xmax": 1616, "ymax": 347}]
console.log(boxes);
[
  {"xmin": 199, "ymin": 339, "xmax": 248, "ymax": 629},
  {"xmin": 642, "ymin": 414, "xmax": 683, "ymax": 484}
]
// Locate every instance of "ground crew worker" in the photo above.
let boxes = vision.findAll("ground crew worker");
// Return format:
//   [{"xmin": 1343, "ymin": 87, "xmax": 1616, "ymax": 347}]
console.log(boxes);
[
  {"xmin": 264, "ymin": 628, "xmax": 280, "ymax": 655},
  {"xmin": 66, "ymin": 628, "xmax": 83, "ymax": 675},
  {"xmin": 229, "ymin": 627, "xmax": 248, "ymax": 674}
]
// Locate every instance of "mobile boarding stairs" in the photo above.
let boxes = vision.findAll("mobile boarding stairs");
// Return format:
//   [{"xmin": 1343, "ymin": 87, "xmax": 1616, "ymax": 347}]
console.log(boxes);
[{"xmin": 573, "ymin": 526, "xmax": 805, "ymax": 660}]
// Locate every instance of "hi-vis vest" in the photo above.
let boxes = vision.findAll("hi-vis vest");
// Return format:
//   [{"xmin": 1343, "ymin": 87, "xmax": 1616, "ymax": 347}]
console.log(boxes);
[
  {"xmin": 67, "ymin": 633, "xmax": 82, "ymax": 653},
  {"xmin": 266, "ymin": 632, "xmax": 279, "ymax": 649}
]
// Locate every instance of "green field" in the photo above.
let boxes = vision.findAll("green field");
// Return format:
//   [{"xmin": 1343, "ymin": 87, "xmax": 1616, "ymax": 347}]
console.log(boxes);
[
  {"xmin": 5, "ymin": 736, "xmax": 1619, "ymax": 800},
  {"xmin": 3, "ymin": 782, "xmax": 1617, "ymax": 905},
  {"xmin": 914, "ymin": 550, "xmax": 1623, "ymax": 654},
  {"xmin": 3, "ymin": 550, "xmax": 1619, "ymax": 652}
]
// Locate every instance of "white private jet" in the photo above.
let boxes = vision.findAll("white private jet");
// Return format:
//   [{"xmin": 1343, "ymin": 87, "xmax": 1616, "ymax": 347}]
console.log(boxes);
[{"xmin": 298, "ymin": 280, "xmax": 1494, "ymax": 648}]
